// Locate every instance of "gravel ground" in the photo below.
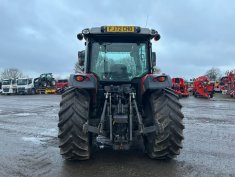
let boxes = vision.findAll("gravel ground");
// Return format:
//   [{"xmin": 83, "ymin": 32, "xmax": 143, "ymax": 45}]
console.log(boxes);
[{"xmin": 0, "ymin": 94, "xmax": 234, "ymax": 177}]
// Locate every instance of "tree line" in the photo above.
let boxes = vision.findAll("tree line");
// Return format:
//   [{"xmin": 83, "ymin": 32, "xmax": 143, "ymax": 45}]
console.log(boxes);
[
  {"xmin": 205, "ymin": 67, "xmax": 235, "ymax": 81},
  {"xmin": 1, "ymin": 67, "xmax": 233, "ymax": 81},
  {"xmin": 0, "ymin": 68, "xmax": 24, "ymax": 80}
]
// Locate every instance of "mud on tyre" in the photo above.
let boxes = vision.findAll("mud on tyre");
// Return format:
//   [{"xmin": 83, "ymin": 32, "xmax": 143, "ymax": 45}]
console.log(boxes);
[
  {"xmin": 58, "ymin": 87, "xmax": 91, "ymax": 160},
  {"xmin": 144, "ymin": 88, "xmax": 184, "ymax": 159}
]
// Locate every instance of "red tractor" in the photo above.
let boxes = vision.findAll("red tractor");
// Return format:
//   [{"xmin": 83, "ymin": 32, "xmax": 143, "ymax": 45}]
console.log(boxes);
[
  {"xmin": 56, "ymin": 79, "xmax": 68, "ymax": 94},
  {"xmin": 172, "ymin": 78, "xmax": 189, "ymax": 98},
  {"xmin": 58, "ymin": 26, "xmax": 184, "ymax": 161},
  {"xmin": 193, "ymin": 76, "xmax": 214, "ymax": 98}
]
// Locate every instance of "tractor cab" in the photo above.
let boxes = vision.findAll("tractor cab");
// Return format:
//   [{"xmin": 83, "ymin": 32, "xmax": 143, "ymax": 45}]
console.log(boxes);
[{"xmin": 76, "ymin": 26, "xmax": 160, "ymax": 84}]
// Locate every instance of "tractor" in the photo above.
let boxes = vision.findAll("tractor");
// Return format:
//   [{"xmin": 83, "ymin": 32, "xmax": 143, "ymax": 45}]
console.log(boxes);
[
  {"xmin": 34, "ymin": 73, "xmax": 56, "ymax": 94},
  {"xmin": 193, "ymin": 76, "xmax": 214, "ymax": 98},
  {"xmin": 58, "ymin": 26, "xmax": 184, "ymax": 160},
  {"xmin": 171, "ymin": 77, "xmax": 189, "ymax": 98}
]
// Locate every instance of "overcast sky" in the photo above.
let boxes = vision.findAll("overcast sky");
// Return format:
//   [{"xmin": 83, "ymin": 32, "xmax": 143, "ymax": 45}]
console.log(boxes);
[{"xmin": 0, "ymin": 0, "xmax": 235, "ymax": 79}]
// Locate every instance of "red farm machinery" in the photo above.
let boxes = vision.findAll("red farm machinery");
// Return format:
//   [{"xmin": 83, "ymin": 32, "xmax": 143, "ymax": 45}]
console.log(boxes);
[
  {"xmin": 220, "ymin": 70, "xmax": 235, "ymax": 97},
  {"xmin": 193, "ymin": 76, "xmax": 214, "ymax": 98},
  {"xmin": 172, "ymin": 78, "xmax": 189, "ymax": 98},
  {"xmin": 56, "ymin": 79, "xmax": 68, "ymax": 94}
]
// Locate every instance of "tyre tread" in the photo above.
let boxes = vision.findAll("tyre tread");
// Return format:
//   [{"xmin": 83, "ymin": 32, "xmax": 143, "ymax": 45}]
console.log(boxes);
[
  {"xmin": 58, "ymin": 87, "xmax": 90, "ymax": 160},
  {"xmin": 145, "ymin": 89, "xmax": 184, "ymax": 159}
]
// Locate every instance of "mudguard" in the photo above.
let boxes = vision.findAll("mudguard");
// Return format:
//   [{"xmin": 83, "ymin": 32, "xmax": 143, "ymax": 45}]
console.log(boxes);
[
  {"xmin": 69, "ymin": 73, "xmax": 97, "ymax": 89},
  {"xmin": 141, "ymin": 74, "xmax": 172, "ymax": 93}
]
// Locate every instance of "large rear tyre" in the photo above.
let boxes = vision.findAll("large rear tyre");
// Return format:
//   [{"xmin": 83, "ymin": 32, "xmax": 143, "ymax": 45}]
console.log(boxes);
[
  {"xmin": 58, "ymin": 87, "xmax": 91, "ymax": 160},
  {"xmin": 144, "ymin": 88, "xmax": 184, "ymax": 159}
]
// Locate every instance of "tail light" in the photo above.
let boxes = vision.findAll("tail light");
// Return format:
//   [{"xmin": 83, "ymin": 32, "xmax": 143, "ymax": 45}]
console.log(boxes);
[
  {"xmin": 74, "ymin": 75, "xmax": 90, "ymax": 82},
  {"xmin": 153, "ymin": 76, "xmax": 166, "ymax": 82}
]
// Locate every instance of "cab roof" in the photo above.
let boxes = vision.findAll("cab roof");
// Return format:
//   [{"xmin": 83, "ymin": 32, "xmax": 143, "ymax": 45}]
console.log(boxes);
[{"xmin": 78, "ymin": 26, "xmax": 160, "ymax": 41}]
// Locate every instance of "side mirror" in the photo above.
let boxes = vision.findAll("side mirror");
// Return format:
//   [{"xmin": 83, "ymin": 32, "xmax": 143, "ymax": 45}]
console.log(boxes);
[
  {"xmin": 78, "ymin": 50, "xmax": 85, "ymax": 66},
  {"xmin": 154, "ymin": 34, "xmax": 161, "ymax": 41},
  {"xmin": 77, "ymin": 33, "xmax": 83, "ymax": 40},
  {"xmin": 152, "ymin": 52, "xmax": 156, "ymax": 66}
]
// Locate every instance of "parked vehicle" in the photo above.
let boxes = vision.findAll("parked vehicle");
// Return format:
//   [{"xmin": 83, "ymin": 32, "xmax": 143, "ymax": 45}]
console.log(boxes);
[
  {"xmin": 34, "ymin": 73, "xmax": 56, "ymax": 94},
  {"xmin": 193, "ymin": 76, "xmax": 214, "ymax": 98},
  {"xmin": 0, "ymin": 81, "xmax": 2, "ymax": 94},
  {"xmin": 172, "ymin": 77, "xmax": 189, "ymax": 97},
  {"xmin": 56, "ymin": 79, "xmax": 68, "ymax": 94},
  {"xmin": 58, "ymin": 26, "xmax": 184, "ymax": 161},
  {"xmin": 1, "ymin": 79, "xmax": 17, "ymax": 95},
  {"xmin": 17, "ymin": 78, "xmax": 35, "ymax": 94}
]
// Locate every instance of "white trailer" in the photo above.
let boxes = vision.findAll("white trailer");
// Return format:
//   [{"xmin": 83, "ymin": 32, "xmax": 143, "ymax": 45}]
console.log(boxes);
[
  {"xmin": 0, "ymin": 81, "xmax": 2, "ymax": 94},
  {"xmin": 17, "ymin": 78, "xmax": 36, "ymax": 94},
  {"xmin": 2, "ymin": 79, "xmax": 17, "ymax": 95}
]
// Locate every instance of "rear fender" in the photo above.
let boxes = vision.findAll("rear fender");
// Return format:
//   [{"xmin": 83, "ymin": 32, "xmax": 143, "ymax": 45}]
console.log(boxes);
[
  {"xmin": 69, "ymin": 73, "xmax": 97, "ymax": 89},
  {"xmin": 141, "ymin": 74, "xmax": 172, "ymax": 94}
]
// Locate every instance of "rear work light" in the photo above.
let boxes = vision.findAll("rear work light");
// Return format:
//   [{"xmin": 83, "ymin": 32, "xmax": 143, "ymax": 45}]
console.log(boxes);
[
  {"xmin": 153, "ymin": 76, "xmax": 166, "ymax": 82},
  {"xmin": 75, "ymin": 75, "xmax": 90, "ymax": 82}
]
